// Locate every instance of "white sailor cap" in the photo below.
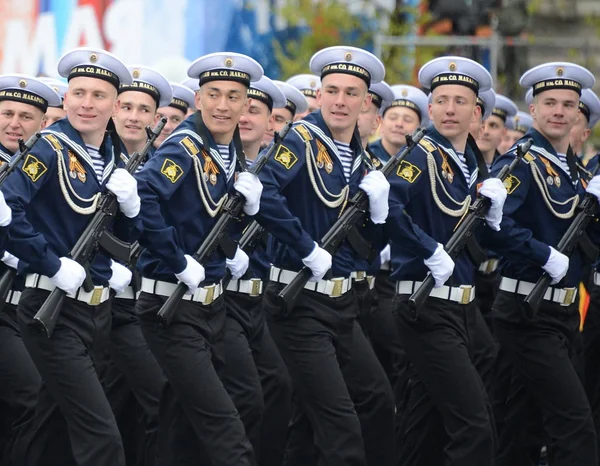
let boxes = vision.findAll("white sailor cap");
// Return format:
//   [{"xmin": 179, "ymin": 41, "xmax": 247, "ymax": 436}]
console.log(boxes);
[
  {"xmin": 187, "ymin": 52, "xmax": 263, "ymax": 88},
  {"xmin": 490, "ymin": 94, "xmax": 518, "ymax": 123},
  {"xmin": 520, "ymin": 62, "xmax": 595, "ymax": 96},
  {"xmin": 38, "ymin": 77, "xmax": 68, "ymax": 105},
  {"xmin": 525, "ymin": 87, "xmax": 534, "ymax": 106},
  {"xmin": 0, "ymin": 74, "xmax": 61, "ymax": 112},
  {"xmin": 273, "ymin": 80, "xmax": 308, "ymax": 116},
  {"xmin": 419, "ymin": 56, "xmax": 493, "ymax": 95},
  {"xmin": 310, "ymin": 46, "xmax": 385, "ymax": 87},
  {"xmin": 119, "ymin": 65, "xmax": 173, "ymax": 108},
  {"xmin": 248, "ymin": 76, "xmax": 287, "ymax": 112},
  {"xmin": 181, "ymin": 77, "xmax": 199, "ymax": 92},
  {"xmin": 286, "ymin": 74, "xmax": 321, "ymax": 99},
  {"xmin": 57, "ymin": 47, "xmax": 133, "ymax": 89},
  {"xmin": 506, "ymin": 111, "xmax": 534, "ymax": 133},
  {"xmin": 167, "ymin": 82, "xmax": 196, "ymax": 113},
  {"xmin": 387, "ymin": 84, "xmax": 429, "ymax": 125},
  {"xmin": 368, "ymin": 81, "xmax": 394, "ymax": 110},
  {"xmin": 579, "ymin": 88, "xmax": 600, "ymax": 129},
  {"xmin": 476, "ymin": 89, "xmax": 496, "ymax": 120}
]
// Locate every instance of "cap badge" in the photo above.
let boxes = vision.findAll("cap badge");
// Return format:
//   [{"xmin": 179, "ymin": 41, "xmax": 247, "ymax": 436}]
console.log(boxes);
[
  {"xmin": 90, "ymin": 53, "xmax": 98, "ymax": 63},
  {"xmin": 224, "ymin": 58, "xmax": 234, "ymax": 67},
  {"xmin": 401, "ymin": 89, "xmax": 408, "ymax": 97},
  {"xmin": 557, "ymin": 67, "xmax": 564, "ymax": 76},
  {"xmin": 18, "ymin": 79, "xmax": 27, "ymax": 88},
  {"xmin": 449, "ymin": 62, "xmax": 457, "ymax": 71},
  {"xmin": 132, "ymin": 69, "xmax": 140, "ymax": 79},
  {"xmin": 344, "ymin": 52, "xmax": 352, "ymax": 61}
]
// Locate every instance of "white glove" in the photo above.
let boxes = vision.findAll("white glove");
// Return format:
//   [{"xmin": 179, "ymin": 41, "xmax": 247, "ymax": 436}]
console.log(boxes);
[
  {"xmin": 479, "ymin": 178, "xmax": 507, "ymax": 232},
  {"xmin": 302, "ymin": 242, "xmax": 332, "ymax": 282},
  {"xmin": 226, "ymin": 246, "xmax": 250, "ymax": 280},
  {"xmin": 2, "ymin": 251, "xmax": 18, "ymax": 270},
  {"xmin": 108, "ymin": 260, "xmax": 132, "ymax": 294},
  {"xmin": 359, "ymin": 170, "xmax": 390, "ymax": 224},
  {"xmin": 50, "ymin": 257, "xmax": 86, "ymax": 296},
  {"xmin": 380, "ymin": 244, "xmax": 391, "ymax": 265},
  {"xmin": 175, "ymin": 254, "xmax": 206, "ymax": 294},
  {"xmin": 543, "ymin": 246, "xmax": 569, "ymax": 285},
  {"xmin": 234, "ymin": 172, "xmax": 263, "ymax": 216},
  {"xmin": 586, "ymin": 175, "xmax": 600, "ymax": 203},
  {"xmin": 423, "ymin": 243, "xmax": 455, "ymax": 288},
  {"xmin": 106, "ymin": 168, "xmax": 141, "ymax": 218},
  {"xmin": 0, "ymin": 191, "xmax": 12, "ymax": 227}
]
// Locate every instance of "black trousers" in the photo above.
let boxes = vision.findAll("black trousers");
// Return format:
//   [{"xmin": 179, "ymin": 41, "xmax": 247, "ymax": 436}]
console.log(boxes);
[
  {"xmin": 263, "ymin": 282, "xmax": 395, "ymax": 466},
  {"xmin": 474, "ymin": 270, "xmax": 501, "ymax": 333},
  {"xmin": 394, "ymin": 294, "xmax": 495, "ymax": 466},
  {"xmin": 584, "ymin": 284, "xmax": 600, "ymax": 464},
  {"xmin": 136, "ymin": 292, "xmax": 254, "ymax": 466},
  {"xmin": 0, "ymin": 304, "xmax": 41, "ymax": 466},
  {"xmin": 222, "ymin": 289, "xmax": 292, "ymax": 466},
  {"xmin": 101, "ymin": 297, "xmax": 166, "ymax": 466},
  {"xmin": 492, "ymin": 290, "xmax": 597, "ymax": 465},
  {"xmin": 17, "ymin": 288, "xmax": 125, "ymax": 466}
]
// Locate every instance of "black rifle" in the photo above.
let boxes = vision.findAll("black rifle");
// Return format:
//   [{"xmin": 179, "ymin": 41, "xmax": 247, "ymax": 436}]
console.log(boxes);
[
  {"xmin": 30, "ymin": 118, "xmax": 166, "ymax": 337},
  {"xmin": 221, "ymin": 220, "xmax": 266, "ymax": 290},
  {"xmin": 156, "ymin": 121, "xmax": 293, "ymax": 328},
  {"xmin": 409, "ymin": 138, "xmax": 534, "ymax": 318},
  {"xmin": 276, "ymin": 127, "xmax": 427, "ymax": 314},
  {"xmin": 524, "ymin": 164, "xmax": 600, "ymax": 317},
  {"xmin": 0, "ymin": 133, "xmax": 43, "ymax": 309}
]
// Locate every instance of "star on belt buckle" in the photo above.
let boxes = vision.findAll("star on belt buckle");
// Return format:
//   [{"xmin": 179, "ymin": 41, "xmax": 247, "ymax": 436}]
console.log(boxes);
[{"xmin": 249, "ymin": 279, "xmax": 262, "ymax": 297}]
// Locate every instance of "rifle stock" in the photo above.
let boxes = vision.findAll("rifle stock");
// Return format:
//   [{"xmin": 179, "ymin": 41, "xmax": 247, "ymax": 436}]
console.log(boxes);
[
  {"xmin": 31, "ymin": 118, "xmax": 166, "ymax": 337},
  {"xmin": 275, "ymin": 127, "xmax": 427, "ymax": 315},
  {"xmin": 156, "ymin": 121, "xmax": 292, "ymax": 328},
  {"xmin": 408, "ymin": 138, "xmax": 534, "ymax": 318}
]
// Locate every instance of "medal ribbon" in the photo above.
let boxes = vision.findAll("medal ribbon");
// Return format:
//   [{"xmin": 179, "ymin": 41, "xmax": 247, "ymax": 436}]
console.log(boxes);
[
  {"xmin": 68, "ymin": 151, "xmax": 86, "ymax": 176},
  {"xmin": 437, "ymin": 148, "xmax": 454, "ymax": 179},
  {"xmin": 201, "ymin": 149, "xmax": 219, "ymax": 179},
  {"xmin": 316, "ymin": 140, "xmax": 333, "ymax": 170}
]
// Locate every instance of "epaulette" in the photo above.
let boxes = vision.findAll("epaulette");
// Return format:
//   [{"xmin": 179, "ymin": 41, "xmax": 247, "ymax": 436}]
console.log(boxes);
[
  {"xmin": 419, "ymin": 138, "xmax": 436, "ymax": 154},
  {"xmin": 293, "ymin": 124, "xmax": 313, "ymax": 142},
  {"xmin": 179, "ymin": 135, "xmax": 200, "ymax": 156},
  {"xmin": 43, "ymin": 134, "xmax": 63, "ymax": 151}
]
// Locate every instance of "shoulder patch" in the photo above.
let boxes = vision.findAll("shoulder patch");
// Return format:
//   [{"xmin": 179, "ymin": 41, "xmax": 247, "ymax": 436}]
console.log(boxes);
[
  {"xmin": 179, "ymin": 136, "xmax": 200, "ymax": 156},
  {"xmin": 396, "ymin": 160, "xmax": 422, "ymax": 183},
  {"xmin": 523, "ymin": 151, "xmax": 536, "ymax": 163},
  {"xmin": 419, "ymin": 139, "xmax": 436, "ymax": 154},
  {"xmin": 22, "ymin": 154, "xmax": 48, "ymax": 182},
  {"xmin": 43, "ymin": 134, "xmax": 63, "ymax": 151},
  {"xmin": 503, "ymin": 174, "xmax": 521, "ymax": 194},
  {"xmin": 274, "ymin": 145, "xmax": 298, "ymax": 170},
  {"xmin": 160, "ymin": 158, "xmax": 184, "ymax": 183},
  {"xmin": 293, "ymin": 124, "xmax": 313, "ymax": 142}
]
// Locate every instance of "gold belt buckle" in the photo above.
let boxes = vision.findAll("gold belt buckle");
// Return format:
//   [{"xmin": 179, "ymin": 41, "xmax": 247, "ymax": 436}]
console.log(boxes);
[
  {"xmin": 331, "ymin": 278, "xmax": 344, "ymax": 298},
  {"xmin": 460, "ymin": 286, "xmax": 473, "ymax": 305},
  {"xmin": 562, "ymin": 288, "xmax": 576, "ymax": 306},
  {"xmin": 355, "ymin": 271, "xmax": 366, "ymax": 281},
  {"xmin": 250, "ymin": 279, "xmax": 262, "ymax": 297},
  {"xmin": 202, "ymin": 285, "xmax": 216, "ymax": 305},
  {"xmin": 485, "ymin": 259, "xmax": 497, "ymax": 274},
  {"xmin": 89, "ymin": 287, "xmax": 104, "ymax": 306}
]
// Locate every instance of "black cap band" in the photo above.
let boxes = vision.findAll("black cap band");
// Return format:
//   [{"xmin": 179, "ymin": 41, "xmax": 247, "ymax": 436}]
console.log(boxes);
[
  {"xmin": 119, "ymin": 81, "xmax": 161, "ymax": 107},
  {"xmin": 430, "ymin": 72, "xmax": 479, "ymax": 94},
  {"xmin": 301, "ymin": 89, "xmax": 317, "ymax": 98},
  {"xmin": 199, "ymin": 69, "xmax": 251, "ymax": 88},
  {"xmin": 579, "ymin": 100, "xmax": 591, "ymax": 122},
  {"xmin": 368, "ymin": 91, "xmax": 383, "ymax": 109},
  {"xmin": 476, "ymin": 96, "xmax": 485, "ymax": 115},
  {"xmin": 169, "ymin": 97, "xmax": 189, "ymax": 114},
  {"xmin": 247, "ymin": 88, "xmax": 274, "ymax": 112},
  {"xmin": 285, "ymin": 99, "xmax": 297, "ymax": 116},
  {"xmin": 533, "ymin": 78, "xmax": 582, "ymax": 96},
  {"xmin": 492, "ymin": 107, "xmax": 508, "ymax": 122},
  {"xmin": 384, "ymin": 99, "xmax": 421, "ymax": 120},
  {"xmin": 514, "ymin": 124, "xmax": 528, "ymax": 133},
  {"xmin": 320, "ymin": 62, "xmax": 371, "ymax": 87},
  {"xmin": 68, "ymin": 66, "xmax": 120, "ymax": 90},
  {"xmin": 0, "ymin": 89, "xmax": 48, "ymax": 112}
]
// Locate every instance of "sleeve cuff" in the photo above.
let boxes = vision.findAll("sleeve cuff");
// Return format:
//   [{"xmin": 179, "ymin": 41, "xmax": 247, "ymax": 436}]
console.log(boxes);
[
  {"xmin": 37, "ymin": 253, "xmax": 62, "ymax": 278},
  {"xmin": 171, "ymin": 250, "xmax": 188, "ymax": 275}
]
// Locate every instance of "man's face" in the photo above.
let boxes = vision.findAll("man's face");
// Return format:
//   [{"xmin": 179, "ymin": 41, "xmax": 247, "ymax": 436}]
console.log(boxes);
[
  {"xmin": 357, "ymin": 102, "xmax": 381, "ymax": 141},
  {"xmin": 271, "ymin": 107, "xmax": 294, "ymax": 134},
  {"xmin": 317, "ymin": 74, "xmax": 370, "ymax": 136},
  {"xmin": 429, "ymin": 85, "xmax": 479, "ymax": 141},
  {"xmin": 293, "ymin": 96, "xmax": 319, "ymax": 121},
  {"xmin": 0, "ymin": 100, "xmax": 45, "ymax": 152},
  {"xmin": 469, "ymin": 113, "xmax": 483, "ymax": 140},
  {"xmin": 569, "ymin": 110, "xmax": 591, "ymax": 154},
  {"xmin": 114, "ymin": 91, "xmax": 159, "ymax": 148},
  {"xmin": 196, "ymin": 81, "xmax": 249, "ymax": 142},
  {"xmin": 498, "ymin": 129, "xmax": 524, "ymax": 155},
  {"xmin": 238, "ymin": 98, "xmax": 272, "ymax": 147},
  {"xmin": 476, "ymin": 115, "xmax": 506, "ymax": 153},
  {"xmin": 530, "ymin": 89, "xmax": 580, "ymax": 144},
  {"xmin": 43, "ymin": 106, "xmax": 67, "ymax": 127},
  {"xmin": 64, "ymin": 77, "xmax": 118, "ymax": 137},
  {"xmin": 380, "ymin": 106, "xmax": 421, "ymax": 148},
  {"xmin": 154, "ymin": 105, "xmax": 187, "ymax": 147}
]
